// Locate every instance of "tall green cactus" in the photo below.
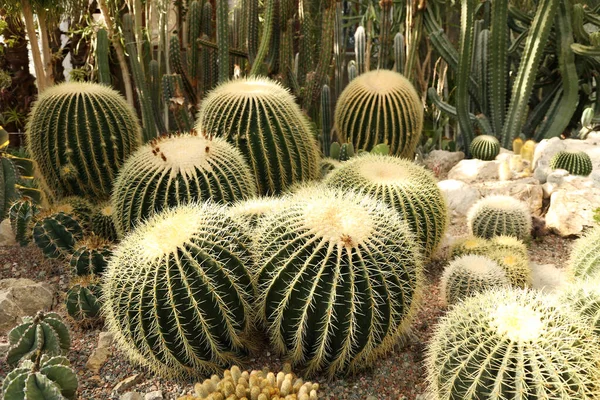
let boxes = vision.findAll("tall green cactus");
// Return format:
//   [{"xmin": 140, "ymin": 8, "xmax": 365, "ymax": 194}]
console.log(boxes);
[
  {"xmin": 245, "ymin": 0, "xmax": 258, "ymax": 64},
  {"xmin": 169, "ymin": 34, "xmax": 197, "ymax": 106},
  {"xmin": 0, "ymin": 156, "xmax": 19, "ymax": 220},
  {"xmin": 96, "ymin": 28, "xmax": 111, "ymax": 86},
  {"xmin": 249, "ymin": 0, "xmax": 275, "ymax": 76},
  {"xmin": 162, "ymin": 74, "xmax": 193, "ymax": 132},
  {"xmin": 456, "ymin": 0, "xmax": 477, "ymax": 153},
  {"xmin": 216, "ymin": 0, "xmax": 230, "ymax": 82},
  {"xmin": 488, "ymin": 0, "xmax": 508, "ymax": 135},
  {"xmin": 188, "ymin": 0, "xmax": 202, "ymax": 93},
  {"xmin": 393, "ymin": 32, "xmax": 405, "ymax": 74},
  {"xmin": 354, "ymin": 26, "xmax": 366, "ymax": 75},
  {"xmin": 321, "ymin": 84, "xmax": 332, "ymax": 156}
]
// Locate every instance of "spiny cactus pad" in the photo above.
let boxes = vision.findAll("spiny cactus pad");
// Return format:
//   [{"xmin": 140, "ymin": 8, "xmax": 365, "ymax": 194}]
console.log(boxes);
[
  {"xmin": 90, "ymin": 202, "xmax": 118, "ymax": 242},
  {"xmin": 469, "ymin": 135, "xmax": 500, "ymax": 161},
  {"xmin": 559, "ymin": 279, "xmax": 600, "ymax": 336},
  {"xmin": 323, "ymin": 154, "xmax": 448, "ymax": 258},
  {"xmin": 550, "ymin": 150, "xmax": 593, "ymax": 176},
  {"xmin": 426, "ymin": 288, "xmax": 600, "ymax": 399},
  {"xmin": 65, "ymin": 276, "xmax": 103, "ymax": 323},
  {"xmin": 467, "ymin": 195, "xmax": 531, "ymax": 240},
  {"xmin": 334, "ymin": 69, "xmax": 423, "ymax": 158},
  {"xmin": 32, "ymin": 212, "xmax": 84, "ymax": 259},
  {"xmin": 111, "ymin": 131, "xmax": 257, "ymax": 235},
  {"xmin": 253, "ymin": 186, "xmax": 423, "ymax": 377},
  {"xmin": 440, "ymin": 255, "xmax": 510, "ymax": 305},
  {"xmin": 196, "ymin": 77, "xmax": 320, "ymax": 195},
  {"xmin": 25, "ymin": 82, "xmax": 142, "ymax": 200},
  {"xmin": 102, "ymin": 202, "xmax": 255, "ymax": 378},
  {"xmin": 569, "ymin": 225, "xmax": 600, "ymax": 280},
  {"xmin": 9, "ymin": 197, "xmax": 40, "ymax": 246}
]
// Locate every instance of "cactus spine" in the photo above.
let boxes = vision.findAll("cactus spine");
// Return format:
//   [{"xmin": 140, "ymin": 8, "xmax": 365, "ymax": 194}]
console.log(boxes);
[
  {"xmin": 469, "ymin": 134, "xmax": 500, "ymax": 161},
  {"xmin": 9, "ymin": 198, "xmax": 40, "ymax": 246},
  {"xmin": 550, "ymin": 150, "xmax": 593, "ymax": 176},
  {"xmin": 467, "ymin": 195, "xmax": 531, "ymax": 241},
  {"xmin": 569, "ymin": 225, "xmax": 600, "ymax": 280},
  {"xmin": 32, "ymin": 212, "xmax": 84, "ymax": 259},
  {"xmin": 96, "ymin": 28, "xmax": 111, "ymax": 86},
  {"xmin": 559, "ymin": 279, "xmax": 600, "ymax": 337}
]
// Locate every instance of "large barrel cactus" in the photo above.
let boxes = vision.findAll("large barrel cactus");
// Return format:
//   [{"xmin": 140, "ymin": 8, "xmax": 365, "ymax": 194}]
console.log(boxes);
[
  {"xmin": 426, "ymin": 288, "xmax": 600, "ymax": 399},
  {"xmin": 196, "ymin": 77, "xmax": 320, "ymax": 195},
  {"xmin": 25, "ymin": 82, "xmax": 142, "ymax": 200},
  {"xmin": 102, "ymin": 202, "xmax": 255, "ymax": 378},
  {"xmin": 559, "ymin": 279, "xmax": 600, "ymax": 336},
  {"xmin": 569, "ymin": 225, "xmax": 600, "ymax": 280},
  {"xmin": 467, "ymin": 195, "xmax": 531, "ymax": 240},
  {"xmin": 334, "ymin": 70, "xmax": 423, "ymax": 158},
  {"xmin": 253, "ymin": 186, "xmax": 423, "ymax": 377},
  {"xmin": 111, "ymin": 131, "xmax": 257, "ymax": 235},
  {"xmin": 323, "ymin": 154, "xmax": 447, "ymax": 258}
]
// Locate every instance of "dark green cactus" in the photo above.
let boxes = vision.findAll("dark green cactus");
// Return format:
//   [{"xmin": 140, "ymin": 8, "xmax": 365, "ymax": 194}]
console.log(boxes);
[
  {"xmin": 70, "ymin": 237, "xmax": 112, "ymax": 276},
  {"xmin": 550, "ymin": 150, "xmax": 593, "ymax": 176},
  {"xmin": 65, "ymin": 276, "xmax": 103, "ymax": 323},
  {"xmin": 56, "ymin": 196, "xmax": 93, "ymax": 231},
  {"xmin": 321, "ymin": 84, "xmax": 332, "ymax": 157},
  {"xmin": 188, "ymin": 0, "xmax": 202, "ymax": 93},
  {"xmin": 467, "ymin": 195, "xmax": 531, "ymax": 241},
  {"xmin": 90, "ymin": 202, "xmax": 118, "ymax": 242},
  {"xmin": 162, "ymin": 74, "xmax": 193, "ymax": 132},
  {"xmin": 245, "ymin": 0, "xmax": 258, "ymax": 64},
  {"xmin": 249, "ymin": 0, "xmax": 275, "ymax": 76},
  {"xmin": 96, "ymin": 28, "xmax": 111, "ymax": 86},
  {"xmin": 216, "ymin": 0, "xmax": 230, "ymax": 82},
  {"xmin": 469, "ymin": 135, "xmax": 500, "ymax": 161},
  {"xmin": 1, "ymin": 156, "xmax": 20, "ymax": 220},
  {"xmin": 6, "ymin": 312, "xmax": 70, "ymax": 367},
  {"xmin": 169, "ymin": 34, "xmax": 197, "ymax": 106},
  {"xmin": 32, "ymin": 212, "xmax": 84, "ymax": 259},
  {"xmin": 9, "ymin": 197, "xmax": 40, "ymax": 246},
  {"xmin": 148, "ymin": 60, "xmax": 167, "ymax": 135}
]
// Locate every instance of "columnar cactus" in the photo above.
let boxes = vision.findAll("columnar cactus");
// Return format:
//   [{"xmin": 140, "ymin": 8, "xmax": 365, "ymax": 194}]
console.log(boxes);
[
  {"xmin": 9, "ymin": 197, "xmax": 40, "ymax": 246},
  {"xmin": 467, "ymin": 195, "xmax": 531, "ymax": 240},
  {"xmin": 90, "ymin": 202, "xmax": 118, "ymax": 242},
  {"xmin": 111, "ymin": 131, "xmax": 257, "ymax": 235},
  {"xmin": 550, "ymin": 150, "xmax": 593, "ymax": 176},
  {"xmin": 520, "ymin": 139, "xmax": 536, "ymax": 163},
  {"xmin": 25, "ymin": 82, "xmax": 142, "ymax": 200},
  {"xmin": 32, "ymin": 212, "xmax": 84, "ymax": 259},
  {"xmin": 70, "ymin": 236, "xmax": 112, "ymax": 276},
  {"xmin": 324, "ymin": 154, "xmax": 447, "ymax": 258},
  {"xmin": 6, "ymin": 311, "xmax": 70, "ymax": 367},
  {"xmin": 66, "ymin": 276, "xmax": 103, "ymax": 323},
  {"xmin": 102, "ymin": 203, "xmax": 255, "ymax": 378},
  {"xmin": 469, "ymin": 134, "xmax": 500, "ymax": 161},
  {"xmin": 253, "ymin": 187, "xmax": 423, "ymax": 377},
  {"xmin": 569, "ymin": 225, "xmax": 600, "ymax": 280},
  {"xmin": 334, "ymin": 69, "xmax": 423, "ymax": 159},
  {"xmin": 440, "ymin": 255, "xmax": 510, "ymax": 305},
  {"xmin": 228, "ymin": 197, "xmax": 285, "ymax": 228},
  {"xmin": 196, "ymin": 77, "xmax": 320, "ymax": 195},
  {"xmin": 2, "ymin": 355, "xmax": 78, "ymax": 400},
  {"xmin": 488, "ymin": 249, "xmax": 532, "ymax": 288},
  {"xmin": 512, "ymin": 137, "xmax": 523, "ymax": 154},
  {"xmin": 558, "ymin": 279, "xmax": 600, "ymax": 336},
  {"xmin": 0, "ymin": 156, "xmax": 19, "ymax": 219},
  {"xmin": 426, "ymin": 288, "xmax": 600, "ymax": 400}
]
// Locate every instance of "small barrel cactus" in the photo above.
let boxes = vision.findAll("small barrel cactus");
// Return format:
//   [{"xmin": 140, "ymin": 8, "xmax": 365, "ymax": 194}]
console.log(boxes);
[
  {"xmin": 103, "ymin": 202, "xmax": 255, "ymax": 378},
  {"xmin": 469, "ymin": 134, "xmax": 500, "ymax": 161},
  {"xmin": 65, "ymin": 276, "xmax": 103, "ymax": 324},
  {"xmin": 25, "ymin": 82, "xmax": 142, "ymax": 200},
  {"xmin": 253, "ymin": 186, "xmax": 423, "ymax": 377},
  {"xmin": 195, "ymin": 365, "xmax": 319, "ymax": 400},
  {"xmin": 488, "ymin": 249, "xmax": 532, "ymax": 288},
  {"xmin": 227, "ymin": 197, "xmax": 286, "ymax": 228},
  {"xmin": 196, "ymin": 77, "xmax": 320, "ymax": 195},
  {"xmin": 90, "ymin": 202, "xmax": 118, "ymax": 242},
  {"xmin": 489, "ymin": 235, "xmax": 528, "ymax": 258},
  {"xmin": 6, "ymin": 311, "xmax": 70, "ymax": 367},
  {"xmin": 449, "ymin": 236, "xmax": 490, "ymax": 259},
  {"xmin": 323, "ymin": 154, "xmax": 448, "ymax": 258},
  {"xmin": 111, "ymin": 131, "xmax": 257, "ymax": 235},
  {"xmin": 334, "ymin": 69, "xmax": 423, "ymax": 159},
  {"xmin": 56, "ymin": 196, "xmax": 93, "ymax": 230},
  {"xmin": 550, "ymin": 150, "xmax": 593, "ymax": 176},
  {"xmin": 440, "ymin": 255, "xmax": 510, "ymax": 305},
  {"xmin": 426, "ymin": 288, "xmax": 600, "ymax": 399},
  {"xmin": 69, "ymin": 236, "xmax": 112, "ymax": 276},
  {"xmin": 9, "ymin": 197, "xmax": 40, "ymax": 246},
  {"xmin": 32, "ymin": 212, "xmax": 84, "ymax": 259},
  {"xmin": 569, "ymin": 225, "xmax": 600, "ymax": 280},
  {"xmin": 2, "ymin": 355, "xmax": 78, "ymax": 400},
  {"xmin": 467, "ymin": 195, "xmax": 531, "ymax": 240},
  {"xmin": 558, "ymin": 279, "xmax": 600, "ymax": 336}
]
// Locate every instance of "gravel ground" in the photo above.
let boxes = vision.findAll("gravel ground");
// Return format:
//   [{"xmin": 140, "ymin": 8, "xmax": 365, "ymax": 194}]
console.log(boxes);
[{"xmin": 0, "ymin": 222, "xmax": 576, "ymax": 400}]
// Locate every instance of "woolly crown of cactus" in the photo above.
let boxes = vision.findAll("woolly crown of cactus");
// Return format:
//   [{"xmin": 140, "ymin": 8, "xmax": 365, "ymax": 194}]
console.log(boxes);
[
  {"xmin": 569, "ymin": 225, "xmax": 600, "ymax": 280},
  {"xmin": 102, "ymin": 202, "xmax": 255, "ymax": 378},
  {"xmin": 467, "ymin": 195, "xmax": 531, "ymax": 240},
  {"xmin": 426, "ymin": 288, "xmax": 600, "ymax": 400},
  {"xmin": 196, "ymin": 77, "xmax": 320, "ymax": 195},
  {"xmin": 323, "ymin": 154, "xmax": 448, "ymax": 258},
  {"xmin": 334, "ymin": 69, "xmax": 423, "ymax": 159},
  {"xmin": 253, "ymin": 186, "xmax": 424, "ymax": 377},
  {"xmin": 227, "ymin": 197, "xmax": 286, "ymax": 228},
  {"xmin": 111, "ymin": 131, "xmax": 257, "ymax": 235},
  {"xmin": 487, "ymin": 249, "xmax": 532, "ymax": 288}
]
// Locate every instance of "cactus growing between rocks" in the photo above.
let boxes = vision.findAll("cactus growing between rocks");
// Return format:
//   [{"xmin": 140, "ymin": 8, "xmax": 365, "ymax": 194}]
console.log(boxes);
[
  {"xmin": 111, "ymin": 131, "xmax": 257, "ymax": 235},
  {"xmin": 324, "ymin": 154, "xmax": 448, "ymax": 258},
  {"xmin": 469, "ymin": 134, "xmax": 500, "ymax": 161},
  {"xmin": 32, "ymin": 212, "xmax": 84, "ymax": 259},
  {"xmin": 550, "ymin": 150, "xmax": 593, "ymax": 176},
  {"xmin": 426, "ymin": 288, "xmax": 600, "ymax": 400},
  {"xmin": 9, "ymin": 197, "xmax": 40, "ymax": 246},
  {"xmin": 569, "ymin": 225, "xmax": 600, "ymax": 280},
  {"xmin": 65, "ymin": 276, "xmax": 103, "ymax": 323},
  {"xmin": 102, "ymin": 203, "xmax": 255, "ymax": 378},
  {"xmin": 25, "ymin": 82, "xmax": 142, "ymax": 200},
  {"xmin": 69, "ymin": 236, "xmax": 112, "ymax": 276},
  {"xmin": 467, "ymin": 195, "xmax": 531, "ymax": 240},
  {"xmin": 196, "ymin": 77, "xmax": 320, "ymax": 195},
  {"xmin": 253, "ymin": 187, "xmax": 423, "ymax": 377},
  {"xmin": 558, "ymin": 279, "xmax": 600, "ymax": 336},
  {"xmin": 334, "ymin": 69, "xmax": 423, "ymax": 159}
]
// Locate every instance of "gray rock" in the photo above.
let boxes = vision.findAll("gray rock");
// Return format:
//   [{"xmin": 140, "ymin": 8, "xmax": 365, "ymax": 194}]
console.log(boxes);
[
  {"xmin": 144, "ymin": 391, "xmax": 163, "ymax": 400},
  {"xmin": 547, "ymin": 169, "xmax": 569, "ymax": 186},
  {"xmin": 0, "ymin": 218, "xmax": 16, "ymax": 246},
  {"xmin": 448, "ymin": 159, "xmax": 501, "ymax": 183},
  {"xmin": 0, "ymin": 278, "xmax": 55, "ymax": 334},
  {"xmin": 438, "ymin": 180, "xmax": 480, "ymax": 217},
  {"xmin": 533, "ymin": 136, "xmax": 600, "ymax": 173},
  {"xmin": 114, "ymin": 374, "xmax": 144, "ymax": 394},
  {"xmin": 424, "ymin": 150, "xmax": 465, "ymax": 179},
  {"xmin": 120, "ymin": 392, "xmax": 143, "ymax": 400},
  {"xmin": 98, "ymin": 331, "xmax": 114, "ymax": 349}
]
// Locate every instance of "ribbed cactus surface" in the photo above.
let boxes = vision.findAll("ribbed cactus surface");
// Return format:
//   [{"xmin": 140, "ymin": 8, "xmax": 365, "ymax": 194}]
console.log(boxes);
[
  {"xmin": 90, "ymin": 202, "xmax": 118, "ymax": 242},
  {"xmin": 469, "ymin": 134, "xmax": 500, "ymax": 161},
  {"xmin": 550, "ymin": 150, "xmax": 593, "ymax": 176},
  {"xmin": 488, "ymin": 249, "xmax": 532, "ymax": 288},
  {"xmin": 111, "ymin": 132, "xmax": 257, "ymax": 235},
  {"xmin": 228, "ymin": 197, "xmax": 285, "ymax": 228},
  {"xmin": 569, "ymin": 225, "xmax": 600, "ymax": 280},
  {"xmin": 26, "ymin": 82, "xmax": 142, "ymax": 200},
  {"xmin": 559, "ymin": 279, "xmax": 600, "ymax": 336},
  {"xmin": 66, "ymin": 276, "xmax": 103, "ymax": 323},
  {"xmin": 426, "ymin": 288, "xmax": 600, "ymax": 399},
  {"xmin": 334, "ymin": 70, "xmax": 423, "ymax": 159},
  {"xmin": 196, "ymin": 77, "xmax": 320, "ymax": 195},
  {"xmin": 0, "ymin": 156, "xmax": 19, "ymax": 220},
  {"xmin": 33, "ymin": 212, "xmax": 84, "ymax": 259},
  {"xmin": 103, "ymin": 203, "xmax": 255, "ymax": 378},
  {"xmin": 253, "ymin": 187, "xmax": 423, "ymax": 377},
  {"xmin": 9, "ymin": 197, "xmax": 40, "ymax": 246},
  {"xmin": 324, "ymin": 154, "xmax": 447, "ymax": 258},
  {"xmin": 70, "ymin": 237, "xmax": 112, "ymax": 276},
  {"xmin": 467, "ymin": 195, "xmax": 531, "ymax": 240}
]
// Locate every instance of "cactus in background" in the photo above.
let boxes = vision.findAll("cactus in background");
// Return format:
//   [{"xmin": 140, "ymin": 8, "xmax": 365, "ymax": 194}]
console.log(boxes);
[
  {"xmin": 245, "ymin": 0, "xmax": 258, "ymax": 64},
  {"xmin": 111, "ymin": 131, "xmax": 257, "ymax": 235},
  {"xmin": 188, "ymin": 0, "xmax": 202, "ymax": 93},
  {"xmin": 467, "ymin": 195, "xmax": 531, "ymax": 240},
  {"xmin": 440, "ymin": 255, "xmax": 510, "ymax": 305},
  {"xmin": 334, "ymin": 70, "xmax": 424, "ymax": 159},
  {"xmin": 2, "ymin": 355, "xmax": 78, "ymax": 400},
  {"xmin": 228, "ymin": 197, "xmax": 285, "ymax": 229},
  {"xmin": 520, "ymin": 139, "xmax": 536, "ymax": 162},
  {"xmin": 32, "ymin": 212, "xmax": 84, "ymax": 259},
  {"xmin": 254, "ymin": 187, "xmax": 423, "ymax": 377},
  {"xmin": 96, "ymin": 28, "xmax": 111, "ymax": 86},
  {"xmin": 354, "ymin": 26, "xmax": 366, "ymax": 75},
  {"xmin": 90, "ymin": 202, "xmax": 118, "ymax": 242},
  {"xmin": 512, "ymin": 137, "xmax": 524, "ymax": 154},
  {"xmin": 70, "ymin": 236, "xmax": 112, "ymax": 276},
  {"xmin": 1, "ymin": 156, "xmax": 22, "ymax": 220},
  {"xmin": 6, "ymin": 311, "xmax": 70, "ymax": 367},
  {"xmin": 393, "ymin": 32, "xmax": 405, "ymax": 74},
  {"xmin": 347, "ymin": 60, "xmax": 357, "ymax": 82},
  {"xmin": 558, "ymin": 279, "xmax": 600, "ymax": 336},
  {"xmin": 488, "ymin": 249, "xmax": 532, "ymax": 288},
  {"xmin": 569, "ymin": 225, "xmax": 600, "ymax": 280},
  {"xmin": 550, "ymin": 150, "xmax": 593, "ymax": 176},
  {"xmin": 197, "ymin": 78, "xmax": 320, "ymax": 195},
  {"xmin": 426, "ymin": 288, "xmax": 600, "ymax": 399},
  {"xmin": 450, "ymin": 236, "xmax": 490, "ymax": 258},
  {"xmin": 249, "ymin": 0, "xmax": 274, "ymax": 76},
  {"xmin": 26, "ymin": 82, "xmax": 142, "ymax": 200},
  {"xmin": 65, "ymin": 276, "xmax": 103, "ymax": 323},
  {"xmin": 162, "ymin": 74, "xmax": 194, "ymax": 132},
  {"xmin": 321, "ymin": 84, "xmax": 332, "ymax": 157},
  {"xmin": 324, "ymin": 155, "xmax": 448, "ymax": 258},
  {"xmin": 148, "ymin": 60, "xmax": 167, "ymax": 135},
  {"xmin": 9, "ymin": 197, "xmax": 40, "ymax": 246},
  {"xmin": 216, "ymin": 0, "xmax": 230, "ymax": 82},
  {"xmin": 103, "ymin": 203, "xmax": 255, "ymax": 378},
  {"xmin": 469, "ymin": 135, "xmax": 500, "ymax": 161},
  {"xmin": 169, "ymin": 34, "xmax": 198, "ymax": 107}
]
